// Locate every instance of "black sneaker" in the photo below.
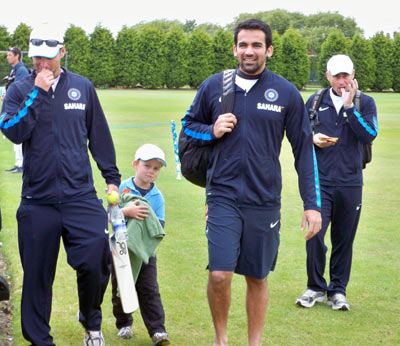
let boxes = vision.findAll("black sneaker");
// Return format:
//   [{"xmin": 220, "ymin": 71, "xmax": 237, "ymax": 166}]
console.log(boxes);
[{"xmin": 11, "ymin": 167, "xmax": 23, "ymax": 173}]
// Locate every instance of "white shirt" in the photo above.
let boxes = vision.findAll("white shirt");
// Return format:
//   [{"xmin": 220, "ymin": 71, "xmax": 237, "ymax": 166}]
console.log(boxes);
[
  {"xmin": 329, "ymin": 88, "xmax": 344, "ymax": 115},
  {"xmin": 51, "ymin": 71, "xmax": 62, "ymax": 92},
  {"xmin": 235, "ymin": 74, "xmax": 258, "ymax": 93}
]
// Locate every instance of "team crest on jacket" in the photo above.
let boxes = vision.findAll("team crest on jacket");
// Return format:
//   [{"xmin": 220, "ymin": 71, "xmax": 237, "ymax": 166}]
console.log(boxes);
[
  {"xmin": 68, "ymin": 88, "xmax": 81, "ymax": 101},
  {"xmin": 258, "ymin": 89, "xmax": 284, "ymax": 113},
  {"xmin": 264, "ymin": 89, "xmax": 278, "ymax": 102}
]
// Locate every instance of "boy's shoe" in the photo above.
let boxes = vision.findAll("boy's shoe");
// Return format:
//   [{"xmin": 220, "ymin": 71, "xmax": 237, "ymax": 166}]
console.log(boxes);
[
  {"xmin": 84, "ymin": 330, "xmax": 105, "ymax": 346},
  {"xmin": 152, "ymin": 332, "xmax": 171, "ymax": 346},
  {"xmin": 117, "ymin": 326, "xmax": 133, "ymax": 339},
  {"xmin": 296, "ymin": 289, "xmax": 326, "ymax": 308},
  {"xmin": 327, "ymin": 293, "xmax": 350, "ymax": 311}
]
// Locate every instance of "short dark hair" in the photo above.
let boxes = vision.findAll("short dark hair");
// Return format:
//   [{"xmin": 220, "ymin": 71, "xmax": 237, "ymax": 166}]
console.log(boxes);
[
  {"xmin": 234, "ymin": 19, "xmax": 272, "ymax": 48},
  {"xmin": 7, "ymin": 47, "xmax": 22, "ymax": 60}
]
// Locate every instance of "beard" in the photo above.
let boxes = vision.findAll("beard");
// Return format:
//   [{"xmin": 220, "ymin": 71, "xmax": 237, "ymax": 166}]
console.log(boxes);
[{"xmin": 238, "ymin": 59, "xmax": 264, "ymax": 75}]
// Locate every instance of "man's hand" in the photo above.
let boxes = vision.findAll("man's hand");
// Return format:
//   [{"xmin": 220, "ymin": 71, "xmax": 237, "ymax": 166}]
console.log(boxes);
[
  {"xmin": 313, "ymin": 133, "xmax": 338, "ymax": 148},
  {"xmin": 340, "ymin": 78, "xmax": 358, "ymax": 108},
  {"xmin": 301, "ymin": 210, "xmax": 322, "ymax": 240},
  {"xmin": 107, "ymin": 184, "xmax": 120, "ymax": 205},
  {"xmin": 213, "ymin": 113, "xmax": 237, "ymax": 138},
  {"xmin": 34, "ymin": 69, "xmax": 55, "ymax": 92},
  {"xmin": 122, "ymin": 200, "xmax": 149, "ymax": 221}
]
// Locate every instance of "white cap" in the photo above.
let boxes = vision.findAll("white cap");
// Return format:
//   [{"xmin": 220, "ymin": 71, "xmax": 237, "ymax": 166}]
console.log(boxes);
[
  {"xmin": 327, "ymin": 54, "xmax": 354, "ymax": 76},
  {"xmin": 28, "ymin": 23, "xmax": 64, "ymax": 58},
  {"xmin": 135, "ymin": 144, "xmax": 167, "ymax": 167}
]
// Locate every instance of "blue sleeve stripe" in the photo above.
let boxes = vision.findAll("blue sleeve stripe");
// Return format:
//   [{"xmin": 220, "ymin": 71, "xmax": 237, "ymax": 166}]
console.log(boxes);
[
  {"xmin": 354, "ymin": 109, "xmax": 378, "ymax": 136},
  {"xmin": 312, "ymin": 146, "xmax": 321, "ymax": 208},
  {"xmin": 182, "ymin": 115, "xmax": 213, "ymax": 141},
  {"xmin": 0, "ymin": 88, "xmax": 38, "ymax": 129}
]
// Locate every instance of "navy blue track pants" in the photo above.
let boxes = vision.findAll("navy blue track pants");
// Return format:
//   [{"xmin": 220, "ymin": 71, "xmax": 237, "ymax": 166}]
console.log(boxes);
[
  {"xmin": 306, "ymin": 185, "xmax": 362, "ymax": 296},
  {"xmin": 16, "ymin": 199, "xmax": 110, "ymax": 346}
]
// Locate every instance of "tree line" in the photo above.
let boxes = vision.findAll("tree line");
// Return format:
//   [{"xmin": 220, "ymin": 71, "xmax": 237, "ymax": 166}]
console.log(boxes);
[{"xmin": 1, "ymin": 10, "xmax": 399, "ymax": 91}]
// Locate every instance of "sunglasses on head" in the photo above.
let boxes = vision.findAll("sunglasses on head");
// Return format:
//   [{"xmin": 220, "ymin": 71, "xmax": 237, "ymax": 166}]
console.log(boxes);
[{"xmin": 30, "ymin": 39, "xmax": 63, "ymax": 47}]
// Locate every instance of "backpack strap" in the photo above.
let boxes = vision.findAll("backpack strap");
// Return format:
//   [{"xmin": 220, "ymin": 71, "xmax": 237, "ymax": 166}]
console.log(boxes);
[
  {"xmin": 207, "ymin": 69, "xmax": 236, "ymax": 186},
  {"xmin": 221, "ymin": 69, "xmax": 236, "ymax": 113},
  {"xmin": 309, "ymin": 88, "xmax": 328, "ymax": 130},
  {"xmin": 354, "ymin": 90, "xmax": 363, "ymax": 112}
]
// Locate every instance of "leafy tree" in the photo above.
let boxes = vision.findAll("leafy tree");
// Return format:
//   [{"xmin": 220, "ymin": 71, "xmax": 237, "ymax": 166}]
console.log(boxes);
[
  {"xmin": 64, "ymin": 25, "xmax": 90, "ymax": 77},
  {"xmin": 163, "ymin": 26, "xmax": 189, "ymax": 88},
  {"xmin": 197, "ymin": 23, "xmax": 223, "ymax": 37},
  {"xmin": 114, "ymin": 26, "xmax": 140, "ymax": 88},
  {"xmin": 12, "ymin": 23, "xmax": 31, "ymax": 51},
  {"xmin": 211, "ymin": 29, "xmax": 236, "ymax": 74},
  {"xmin": 134, "ymin": 19, "xmax": 182, "ymax": 33},
  {"xmin": 88, "ymin": 25, "xmax": 115, "ymax": 88},
  {"xmin": 0, "ymin": 26, "xmax": 11, "ymax": 51},
  {"xmin": 0, "ymin": 26, "xmax": 12, "ymax": 78},
  {"xmin": 371, "ymin": 32, "xmax": 393, "ymax": 91},
  {"xmin": 392, "ymin": 35, "xmax": 400, "ymax": 92},
  {"xmin": 280, "ymin": 28, "xmax": 310, "ymax": 89},
  {"xmin": 187, "ymin": 28, "xmax": 213, "ymax": 88},
  {"xmin": 263, "ymin": 9, "xmax": 293, "ymax": 35},
  {"xmin": 229, "ymin": 9, "xmax": 293, "ymax": 35},
  {"xmin": 318, "ymin": 30, "xmax": 350, "ymax": 87},
  {"xmin": 305, "ymin": 12, "xmax": 361, "ymax": 38},
  {"xmin": 349, "ymin": 35, "xmax": 375, "ymax": 91},
  {"xmin": 136, "ymin": 25, "xmax": 166, "ymax": 88},
  {"xmin": 183, "ymin": 20, "xmax": 197, "ymax": 34},
  {"xmin": 302, "ymin": 26, "xmax": 330, "ymax": 55},
  {"xmin": 266, "ymin": 30, "xmax": 284, "ymax": 75}
]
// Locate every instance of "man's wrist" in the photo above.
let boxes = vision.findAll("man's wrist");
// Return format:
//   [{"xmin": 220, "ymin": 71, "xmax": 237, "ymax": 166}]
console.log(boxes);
[{"xmin": 343, "ymin": 102, "xmax": 354, "ymax": 110}]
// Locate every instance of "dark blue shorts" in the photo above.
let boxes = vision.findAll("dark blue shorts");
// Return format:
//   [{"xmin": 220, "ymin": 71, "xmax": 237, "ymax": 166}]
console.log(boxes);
[{"xmin": 206, "ymin": 198, "xmax": 280, "ymax": 279}]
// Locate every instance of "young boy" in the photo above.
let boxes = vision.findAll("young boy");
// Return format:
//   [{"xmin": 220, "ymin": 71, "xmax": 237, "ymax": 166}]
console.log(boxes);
[{"xmin": 111, "ymin": 143, "xmax": 170, "ymax": 346}]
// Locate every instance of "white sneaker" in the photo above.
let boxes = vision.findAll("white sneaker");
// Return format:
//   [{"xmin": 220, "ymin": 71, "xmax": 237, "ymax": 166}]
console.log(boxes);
[
  {"xmin": 327, "ymin": 293, "xmax": 350, "ymax": 311},
  {"xmin": 117, "ymin": 326, "xmax": 133, "ymax": 339},
  {"xmin": 84, "ymin": 330, "xmax": 105, "ymax": 346},
  {"xmin": 296, "ymin": 289, "xmax": 326, "ymax": 308}
]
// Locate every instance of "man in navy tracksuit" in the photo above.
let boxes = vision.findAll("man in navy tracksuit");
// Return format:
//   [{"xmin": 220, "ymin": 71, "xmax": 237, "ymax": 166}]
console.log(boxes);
[
  {"xmin": 3, "ymin": 47, "xmax": 30, "ymax": 174},
  {"xmin": 296, "ymin": 55, "xmax": 378, "ymax": 311},
  {"xmin": 181, "ymin": 19, "xmax": 322, "ymax": 346},
  {"xmin": 0, "ymin": 23, "xmax": 120, "ymax": 345}
]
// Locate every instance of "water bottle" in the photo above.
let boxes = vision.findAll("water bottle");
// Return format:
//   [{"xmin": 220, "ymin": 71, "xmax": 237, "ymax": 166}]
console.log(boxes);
[{"xmin": 109, "ymin": 205, "xmax": 128, "ymax": 242}]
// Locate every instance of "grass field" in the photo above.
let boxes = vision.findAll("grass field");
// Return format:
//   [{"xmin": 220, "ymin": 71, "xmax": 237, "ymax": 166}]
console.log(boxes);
[{"xmin": 0, "ymin": 89, "xmax": 399, "ymax": 345}]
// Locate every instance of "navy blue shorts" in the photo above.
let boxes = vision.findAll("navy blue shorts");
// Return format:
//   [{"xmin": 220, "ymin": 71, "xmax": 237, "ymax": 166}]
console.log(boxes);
[{"xmin": 206, "ymin": 198, "xmax": 280, "ymax": 279}]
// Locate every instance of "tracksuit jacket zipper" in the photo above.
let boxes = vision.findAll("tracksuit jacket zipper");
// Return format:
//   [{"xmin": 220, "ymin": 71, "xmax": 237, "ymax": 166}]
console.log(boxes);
[{"xmin": 50, "ymin": 86, "xmax": 63, "ymax": 203}]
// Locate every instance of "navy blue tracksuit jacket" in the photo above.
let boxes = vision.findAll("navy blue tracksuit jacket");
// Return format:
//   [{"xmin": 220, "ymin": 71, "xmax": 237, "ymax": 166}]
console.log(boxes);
[
  {"xmin": 1, "ymin": 68, "xmax": 121, "ymax": 201},
  {"xmin": 304, "ymin": 88, "xmax": 378, "ymax": 296},
  {"xmin": 306, "ymin": 89, "xmax": 378, "ymax": 187},
  {"xmin": 182, "ymin": 68, "xmax": 321, "ymax": 211},
  {"xmin": 0, "ymin": 68, "xmax": 120, "ymax": 344}
]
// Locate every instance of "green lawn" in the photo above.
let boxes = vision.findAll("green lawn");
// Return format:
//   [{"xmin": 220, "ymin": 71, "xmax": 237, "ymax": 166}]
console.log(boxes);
[{"xmin": 0, "ymin": 89, "xmax": 399, "ymax": 345}]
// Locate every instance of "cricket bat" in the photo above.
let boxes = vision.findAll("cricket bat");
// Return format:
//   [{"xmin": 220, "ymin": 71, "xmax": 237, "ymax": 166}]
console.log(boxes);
[{"xmin": 110, "ymin": 234, "xmax": 139, "ymax": 313}]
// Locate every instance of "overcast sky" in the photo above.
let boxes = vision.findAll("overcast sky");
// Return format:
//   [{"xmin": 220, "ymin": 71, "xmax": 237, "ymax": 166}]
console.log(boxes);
[{"xmin": 1, "ymin": 0, "xmax": 399, "ymax": 39}]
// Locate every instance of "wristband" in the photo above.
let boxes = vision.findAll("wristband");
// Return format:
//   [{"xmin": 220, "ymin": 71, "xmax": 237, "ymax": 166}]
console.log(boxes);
[{"xmin": 343, "ymin": 102, "xmax": 354, "ymax": 110}]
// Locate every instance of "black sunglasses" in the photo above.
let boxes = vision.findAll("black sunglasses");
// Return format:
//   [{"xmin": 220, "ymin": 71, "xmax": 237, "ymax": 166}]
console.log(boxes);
[{"xmin": 30, "ymin": 39, "xmax": 63, "ymax": 47}]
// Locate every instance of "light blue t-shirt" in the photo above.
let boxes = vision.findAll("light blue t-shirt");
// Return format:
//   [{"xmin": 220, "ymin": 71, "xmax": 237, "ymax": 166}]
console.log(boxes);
[{"xmin": 119, "ymin": 177, "xmax": 165, "ymax": 224}]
